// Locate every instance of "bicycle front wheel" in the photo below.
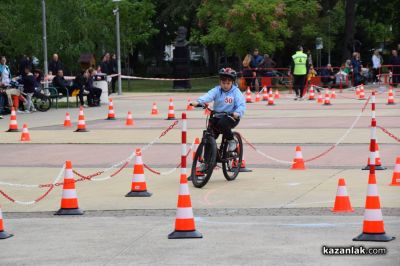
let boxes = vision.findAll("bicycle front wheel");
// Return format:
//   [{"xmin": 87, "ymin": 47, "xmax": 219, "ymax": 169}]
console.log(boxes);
[
  {"xmin": 190, "ymin": 136, "xmax": 217, "ymax": 188},
  {"xmin": 222, "ymin": 132, "xmax": 243, "ymax": 181}
]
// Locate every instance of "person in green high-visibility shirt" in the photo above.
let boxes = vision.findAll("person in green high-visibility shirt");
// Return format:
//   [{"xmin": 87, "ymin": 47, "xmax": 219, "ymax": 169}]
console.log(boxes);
[{"xmin": 290, "ymin": 45, "xmax": 308, "ymax": 100}]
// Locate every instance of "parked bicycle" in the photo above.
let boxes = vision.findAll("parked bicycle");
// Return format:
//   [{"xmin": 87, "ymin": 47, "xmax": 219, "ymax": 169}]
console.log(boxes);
[{"xmin": 190, "ymin": 104, "xmax": 243, "ymax": 188}]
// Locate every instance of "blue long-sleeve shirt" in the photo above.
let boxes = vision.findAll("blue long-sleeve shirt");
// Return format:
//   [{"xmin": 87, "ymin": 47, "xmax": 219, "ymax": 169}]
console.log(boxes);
[{"xmin": 197, "ymin": 85, "xmax": 246, "ymax": 118}]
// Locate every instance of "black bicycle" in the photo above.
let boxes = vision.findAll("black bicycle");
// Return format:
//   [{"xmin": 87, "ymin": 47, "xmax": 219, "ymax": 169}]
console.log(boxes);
[{"xmin": 190, "ymin": 104, "xmax": 243, "ymax": 188}]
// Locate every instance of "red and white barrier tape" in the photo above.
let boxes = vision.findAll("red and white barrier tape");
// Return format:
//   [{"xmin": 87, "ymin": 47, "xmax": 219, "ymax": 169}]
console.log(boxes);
[
  {"xmin": 378, "ymin": 126, "xmax": 400, "ymax": 143},
  {"xmin": 0, "ymin": 120, "xmax": 180, "ymax": 204},
  {"xmin": 120, "ymin": 74, "xmax": 218, "ymax": 81},
  {"xmin": 241, "ymin": 94, "xmax": 372, "ymax": 165}
]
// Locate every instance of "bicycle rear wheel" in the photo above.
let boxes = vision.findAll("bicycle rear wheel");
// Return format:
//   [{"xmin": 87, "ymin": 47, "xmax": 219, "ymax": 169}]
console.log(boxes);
[
  {"xmin": 33, "ymin": 95, "xmax": 51, "ymax": 112},
  {"xmin": 190, "ymin": 137, "xmax": 217, "ymax": 188},
  {"xmin": 222, "ymin": 132, "xmax": 243, "ymax": 181}
]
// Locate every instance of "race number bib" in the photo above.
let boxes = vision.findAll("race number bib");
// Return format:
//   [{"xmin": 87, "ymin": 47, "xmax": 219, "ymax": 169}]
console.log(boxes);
[{"xmin": 224, "ymin": 96, "xmax": 233, "ymax": 105}]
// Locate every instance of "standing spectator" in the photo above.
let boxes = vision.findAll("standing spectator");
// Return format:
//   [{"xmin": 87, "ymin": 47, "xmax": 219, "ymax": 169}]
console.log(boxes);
[
  {"xmin": 351, "ymin": 52, "xmax": 362, "ymax": 86},
  {"xmin": 109, "ymin": 53, "xmax": 118, "ymax": 94},
  {"xmin": 250, "ymin": 48, "xmax": 263, "ymax": 91},
  {"xmin": 1, "ymin": 56, "xmax": 20, "ymax": 110},
  {"xmin": 48, "ymin": 53, "xmax": 64, "ymax": 76},
  {"xmin": 389, "ymin": 49, "xmax": 400, "ymax": 87},
  {"xmin": 260, "ymin": 54, "xmax": 276, "ymax": 77},
  {"xmin": 371, "ymin": 50, "xmax": 382, "ymax": 83},
  {"xmin": 306, "ymin": 50, "xmax": 313, "ymax": 68},
  {"xmin": 18, "ymin": 55, "xmax": 32, "ymax": 77},
  {"xmin": 290, "ymin": 45, "xmax": 308, "ymax": 100},
  {"xmin": 99, "ymin": 53, "xmax": 111, "ymax": 75},
  {"xmin": 242, "ymin": 54, "xmax": 255, "ymax": 90}
]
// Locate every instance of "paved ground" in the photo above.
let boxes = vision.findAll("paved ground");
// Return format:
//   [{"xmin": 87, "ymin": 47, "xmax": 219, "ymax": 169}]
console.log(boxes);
[{"xmin": 0, "ymin": 87, "xmax": 399, "ymax": 265}]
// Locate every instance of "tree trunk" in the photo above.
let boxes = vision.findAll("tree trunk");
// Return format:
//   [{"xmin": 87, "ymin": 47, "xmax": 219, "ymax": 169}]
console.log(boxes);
[{"xmin": 342, "ymin": 0, "xmax": 356, "ymax": 62}]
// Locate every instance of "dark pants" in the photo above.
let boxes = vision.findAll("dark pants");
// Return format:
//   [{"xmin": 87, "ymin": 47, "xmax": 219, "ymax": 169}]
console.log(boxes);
[
  {"xmin": 87, "ymin": 87, "xmax": 102, "ymax": 106},
  {"xmin": 293, "ymin": 74, "xmax": 306, "ymax": 97},
  {"xmin": 372, "ymin": 68, "xmax": 380, "ymax": 82},
  {"xmin": 111, "ymin": 76, "xmax": 117, "ymax": 93},
  {"xmin": 210, "ymin": 115, "xmax": 240, "ymax": 141},
  {"xmin": 0, "ymin": 92, "xmax": 7, "ymax": 114}
]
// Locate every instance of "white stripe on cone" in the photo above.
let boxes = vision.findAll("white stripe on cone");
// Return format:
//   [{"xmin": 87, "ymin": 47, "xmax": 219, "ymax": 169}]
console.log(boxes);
[
  {"xmin": 179, "ymin": 183, "xmax": 190, "ymax": 195},
  {"xmin": 336, "ymin": 186, "xmax": 348, "ymax": 196},
  {"xmin": 78, "ymin": 120, "xmax": 85, "ymax": 125},
  {"xmin": 367, "ymin": 184, "xmax": 378, "ymax": 196},
  {"xmin": 394, "ymin": 165, "xmax": 400, "ymax": 172},
  {"xmin": 295, "ymin": 151, "xmax": 302, "ymax": 158},
  {"xmin": 62, "ymin": 189, "xmax": 78, "ymax": 199},
  {"xmin": 364, "ymin": 209, "xmax": 383, "ymax": 221},
  {"xmin": 132, "ymin": 174, "xmax": 145, "ymax": 182},
  {"xmin": 176, "ymin": 207, "xmax": 194, "ymax": 219},
  {"xmin": 0, "ymin": 210, "xmax": 3, "ymax": 219},
  {"xmin": 135, "ymin": 156, "xmax": 143, "ymax": 165},
  {"xmin": 65, "ymin": 169, "xmax": 74, "ymax": 179}
]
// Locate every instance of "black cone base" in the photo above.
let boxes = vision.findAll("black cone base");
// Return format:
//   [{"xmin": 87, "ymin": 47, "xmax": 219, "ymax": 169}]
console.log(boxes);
[
  {"xmin": 106, "ymin": 117, "xmax": 116, "ymax": 120},
  {"xmin": 239, "ymin": 167, "xmax": 252, "ymax": 172},
  {"xmin": 168, "ymin": 230, "xmax": 203, "ymax": 239},
  {"xmin": 54, "ymin": 208, "xmax": 84, "ymax": 215},
  {"xmin": 353, "ymin": 232, "xmax": 395, "ymax": 242},
  {"xmin": 6, "ymin": 129, "xmax": 19, "ymax": 132},
  {"xmin": 74, "ymin": 129, "xmax": 89, "ymax": 132},
  {"xmin": 387, "ymin": 103, "xmax": 396, "ymax": 105},
  {"xmin": 323, "ymin": 103, "xmax": 332, "ymax": 105},
  {"xmin": 165, "ymin": 118, "xmax": 177, "ymax": 120},
  {"xmin": 125, "ymin": 190, "xmax": 152, "ymax": 197},
  {"xmin": 362, "ymin": 165, "xmax": 386, "ymax": 170},
  {"xmin": 0, "ymin": 230, "xmax": 13, "ymax": 239}
]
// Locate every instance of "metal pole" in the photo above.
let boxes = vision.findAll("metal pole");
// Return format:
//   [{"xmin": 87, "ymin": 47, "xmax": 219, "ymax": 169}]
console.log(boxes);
[
  {"xmin": 42, "ymin": 0, "xmax": 48, "ymax": 78},
  {"xmin": 328, "ymin": 10, "xmax": 331, "ymax": 65},
  {"xmin": 115, "ymin": 5, "xmax": 122, "ymax": 95}
]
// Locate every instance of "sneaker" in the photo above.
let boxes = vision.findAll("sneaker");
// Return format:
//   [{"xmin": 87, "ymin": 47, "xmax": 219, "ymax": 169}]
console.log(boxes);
[
  {"xmin": 17, "ymin": 110, "xmax": 25, "ymax": 114},
  {"xmin": 228, "ymin": 139, "xmax": 237, "ymax": 151},
  {"xmin": 24, "ymin": 110, "xmax": 31, "ymax": 114},
  {"xmin": 83, "ymin": 104, "xmax": 89, "ymax": 108},
  {"xmin": 293, "ymin": 96, "xmax": 298, "ymax": 100},
  {"xmin": 31, "ymin": 108, "xmax": 37, "ymax": 112},
  {"xmin": 298, "ymin": 97, "xmax": 303, "ymax": 101},
  {"xmin": 0, "ymin": 115, "xmax": 3, "ymax": 119}
]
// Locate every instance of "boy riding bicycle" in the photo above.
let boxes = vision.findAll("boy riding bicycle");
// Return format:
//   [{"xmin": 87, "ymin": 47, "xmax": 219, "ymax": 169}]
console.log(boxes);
[{"xmin": 191, "ymin": 68, "xmax": 246, "ymax": 151}]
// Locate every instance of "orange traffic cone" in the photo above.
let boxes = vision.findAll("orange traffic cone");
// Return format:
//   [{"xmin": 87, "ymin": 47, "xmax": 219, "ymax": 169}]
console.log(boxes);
[
  {"xmin": 308, "ymin": 86, "xmax": 315, "ymax": 100},
  {"xmin": 20, "ymin": 123, "xmax": 31, "ymax": 141},
  {"xmin": 75, "ymin": 106, "xmax": 89, "ymax": 132},
  {"xmin": 166, "ymin": 98, "xmax": 176, "ymax": 120},
  {"xmin": 330, "ymin": 89, "xmax": 336, "ymax": 99},
  {"xmin": 362, "ymin": 143, "xmax": 386, "ymax": 170},
  {"xmin": 389, "ymin": 157, "xmax": 400, "ymax": 186},
  {"xmin": 358, "ymin": 86, "xmax": 365, "ymax": 100},
  {"xmin": 188, "ymin": 137, "xmax": 202, "ymax": 181},
  {"xmin": 0, "ymin": 205, "xmax": 13, "ymax": 239},
  {"xmin": 267, "ymin": 90, "xmax": 275, "ymax": 106},
  {"xmin": 255, "ymin": 91, "xmax": 261, "ymax": 102},
  {"xmin": 168, "ymin": 174, "xmax": 202, "ymax": 239},
  {"xmin": 6, "ymin": 107, "xmax": 19, "ymax": 132},
  {"xmin": 291, "ymin": 146, "xmax": 306, "ymax": 170},
  {"xmin": 186, "ymin": 98, "xmax": 194, "ymax": 110},
  {"xmin": 106, "ymin": 98, "xmax": 116, "ymax": 120},
  {"xmin": 232, "ymin": 157, "xmax": 252, "ymax": 172},
  {"xmin": 331, "ymin": 178, "xmax": 354, "ymax": 212},
  {"xmin": 323, "ymin": 89, "xmax": 332, "ymax": 105},
  {"xmin": 275, "ymin": 89, "xmax": 280, "ymax": 99},
  {"xmin": 245, "ymin": 87, "xmax": 252, "ymax": 103},
  {"xmin": 262, "ymin": 87, "xmax": 268, "ymax": 101},
  {"xmin": 356, "ymin": 86, "xmax": 360, "ymax": 96},
  {"xmin": 353, "ymin": 168, "xmax": 395, "ymax": 242},
  {"xmin": 317, "ymin": 92, "xmax": 323, "ymax": 103},
  {"xmin": 64, "ymin": 112, "xmax": 72, "ymax": 127},
  {"xmin": 126, "ymin": 111, "xmax": 134, "ymax": 126},
  {"xmin": 126, "ymin": 149, "xmax": 152, "ymax": 197},
  {"xmin": 151, "ymin": 102, "xmax": 159, "ymax": 115},
  {"xmin": 55, "ymin": 161, "xmax": 84, "ymax": 215},
  {"xmin": 387, "ymin": 88, "xmax": 395, "ymax": 105}
]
